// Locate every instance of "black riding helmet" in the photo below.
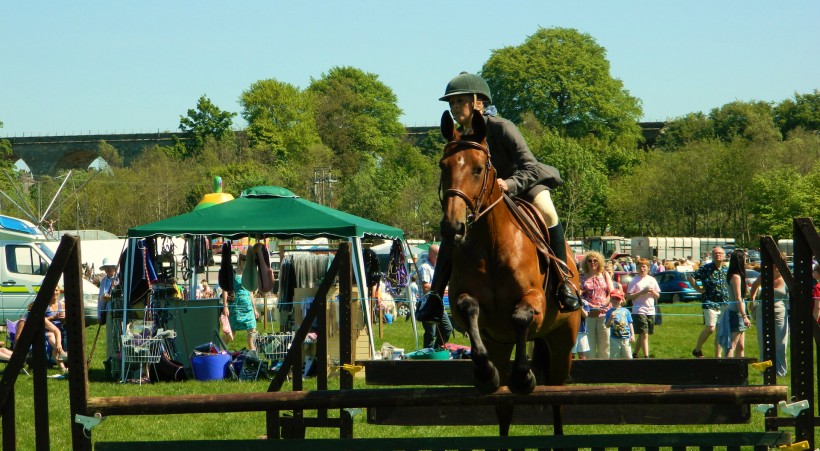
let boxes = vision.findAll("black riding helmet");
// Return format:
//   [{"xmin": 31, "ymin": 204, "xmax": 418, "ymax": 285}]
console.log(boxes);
[{"xmin": 439, "ymin": 72, "xmax": 492, "ymax": 103}]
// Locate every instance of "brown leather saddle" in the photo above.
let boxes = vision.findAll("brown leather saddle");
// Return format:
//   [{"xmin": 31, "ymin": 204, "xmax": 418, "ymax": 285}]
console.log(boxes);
[{"xmin": 502, "ymin": 195, "xmax": 573, "ymax": 287}]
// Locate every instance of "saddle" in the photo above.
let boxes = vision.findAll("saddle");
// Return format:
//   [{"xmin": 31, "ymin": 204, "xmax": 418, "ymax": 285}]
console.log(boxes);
[{"xmin": 502, "ymin": 195, "xmax": 573, "ymax": 285}]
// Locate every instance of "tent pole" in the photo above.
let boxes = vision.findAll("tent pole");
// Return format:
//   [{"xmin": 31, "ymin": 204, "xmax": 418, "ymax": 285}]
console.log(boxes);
[
  {"xmin": 121, "ymin": 239, "xmax": 135, "ymax": 383},
  {"xmin": 402, "ymin": 240, "xmax": 420, "ymax": 350},
  {"xmin": 350, "ymin": 237, "xmax": 376, "ymax": 359},
  {"xmin": 188, "ymin": 236, "xmax": 196, "ymax": 300}
]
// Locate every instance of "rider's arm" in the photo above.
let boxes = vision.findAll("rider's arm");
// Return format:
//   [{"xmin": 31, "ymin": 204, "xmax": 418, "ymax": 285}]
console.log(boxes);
[{"xmin": 491, "ymin": 118, "xmax": 545, "ymax": 198}]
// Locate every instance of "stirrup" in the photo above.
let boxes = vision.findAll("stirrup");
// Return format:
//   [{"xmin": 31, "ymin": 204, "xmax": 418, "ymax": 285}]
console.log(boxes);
[
  {"xmin": 416, "ymin": 293, "xmax": 444, "ymax": 322},
  {"xmin": 557, "ymin": 281, "xmax": 581, "ymax": 312}
]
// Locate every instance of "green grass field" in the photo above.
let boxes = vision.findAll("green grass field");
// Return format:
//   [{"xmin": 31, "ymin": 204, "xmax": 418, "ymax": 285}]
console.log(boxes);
[{"xmin": 2, "ymin": 302, "xmax": 798, "ymax": 448}]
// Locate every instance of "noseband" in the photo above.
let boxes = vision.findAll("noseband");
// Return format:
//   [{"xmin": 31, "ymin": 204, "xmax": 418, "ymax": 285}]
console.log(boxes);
[{"xmin": 439, "ymin": 140, "xmax": 494, "ymax": 225}]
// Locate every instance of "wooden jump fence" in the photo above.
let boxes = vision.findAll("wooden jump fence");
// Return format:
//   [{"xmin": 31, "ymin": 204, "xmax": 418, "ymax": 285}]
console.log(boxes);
[{"xmin": 2, "ymin": 217, "xmax": 820, "ymax": 450}]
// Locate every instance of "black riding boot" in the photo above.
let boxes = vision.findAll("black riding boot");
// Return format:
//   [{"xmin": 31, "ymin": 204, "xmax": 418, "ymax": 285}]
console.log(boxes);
[
  {"xmin": 415, "ymin": 242, "xmax": 452, "ymax": 322},
  {"xmin": 548, "ymin": 223, "xmax": 581, "ymax": 312}
]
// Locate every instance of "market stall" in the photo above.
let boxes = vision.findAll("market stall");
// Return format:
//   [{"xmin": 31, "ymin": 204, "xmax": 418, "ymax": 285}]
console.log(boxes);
[{"xmin": 112, "ymin": 186, "xmax": 408, "ymax": 382}]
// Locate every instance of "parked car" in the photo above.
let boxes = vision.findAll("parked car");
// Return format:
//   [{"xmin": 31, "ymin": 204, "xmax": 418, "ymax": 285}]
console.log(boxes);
[
  {"xmin": 655, "ymin": 271, "xmax": 701, "ymax": 303},
  {"xmin": 746, "ymin": 249, "xmax": 762, "ymax": 265},
  {"xmin": 611, "ymin": 271, "xmax": 636, "ymax": 291}
]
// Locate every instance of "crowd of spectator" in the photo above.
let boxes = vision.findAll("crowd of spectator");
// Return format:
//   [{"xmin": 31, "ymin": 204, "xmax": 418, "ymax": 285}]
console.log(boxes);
[{"xmin": 571, "ymin": 246, "xmax": 818, "ymax": 378}]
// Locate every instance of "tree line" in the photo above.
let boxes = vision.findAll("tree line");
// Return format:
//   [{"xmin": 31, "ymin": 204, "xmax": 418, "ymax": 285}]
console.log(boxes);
[{"xmin": 2, "ymin": 28, "xmax": 819, "ymax": 247}]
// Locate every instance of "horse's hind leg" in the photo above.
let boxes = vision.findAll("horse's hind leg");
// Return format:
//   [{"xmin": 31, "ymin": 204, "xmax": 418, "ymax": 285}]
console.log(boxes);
[
  {"xmin": 453, "ymin": 293, "xmax": 501, "ymax": 394},
  {"xmin": 495, "ymin": 404, "xmax": 513, "ymax": 438},
  {"xmin": 539, "ymin": 318, "xmax": 579, "ymax": 437}
]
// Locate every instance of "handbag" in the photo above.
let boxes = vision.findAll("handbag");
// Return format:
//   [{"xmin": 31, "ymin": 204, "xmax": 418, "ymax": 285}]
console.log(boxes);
[
  {"xmin": 238, "ymin": 350, "xmax": 269, "ymax": 381},
  {"xmin": 220, "ymin": 313, "xmax": 234, "ymax": 340},
  {"xmin": 149, "ymin": 347, "xmax": 188, "ymax": 382}
]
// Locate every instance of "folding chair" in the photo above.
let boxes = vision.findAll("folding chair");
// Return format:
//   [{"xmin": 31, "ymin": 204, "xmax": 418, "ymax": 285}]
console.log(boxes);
[
  {"xmin": 7, "ymin": 318, "xmax": 56, "ymax": 373},
  {"xmin": 4, "ymin": 319, "xmax": 30, "ymax": 376}
]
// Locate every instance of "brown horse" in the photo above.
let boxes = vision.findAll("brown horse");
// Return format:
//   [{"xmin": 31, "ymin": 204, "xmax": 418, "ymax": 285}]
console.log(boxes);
[{"xmin": 438, "ymin": 110, "xmax": 580, "ymax": 435}]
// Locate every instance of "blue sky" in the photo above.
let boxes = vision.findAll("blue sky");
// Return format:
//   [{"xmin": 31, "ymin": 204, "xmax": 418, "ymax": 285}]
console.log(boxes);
[{"xmin": 1, "ymin": 1, "xmax": 818, "ymax": 137}]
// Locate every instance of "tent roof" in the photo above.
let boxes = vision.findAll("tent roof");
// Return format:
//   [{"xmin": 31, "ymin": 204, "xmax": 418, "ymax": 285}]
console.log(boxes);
[{"xmin": 128, "ymin": 186, "xmax": 404, "ymax": 240}]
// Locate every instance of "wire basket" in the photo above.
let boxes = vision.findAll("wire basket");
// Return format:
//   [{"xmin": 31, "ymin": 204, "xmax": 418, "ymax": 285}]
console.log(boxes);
[
  {"xmin": 121, "ymin": 336, "xmax": 163, "ymax": 364},
  {"xmin": 254, "ymin": 332, "xmax": 295, "ymax": 363}
]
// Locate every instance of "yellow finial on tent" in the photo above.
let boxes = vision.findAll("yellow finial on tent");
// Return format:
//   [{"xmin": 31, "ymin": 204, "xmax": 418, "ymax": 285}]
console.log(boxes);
[{"xmin": 195, "ymin": 176, "xmax": 234, "ymax": 210}]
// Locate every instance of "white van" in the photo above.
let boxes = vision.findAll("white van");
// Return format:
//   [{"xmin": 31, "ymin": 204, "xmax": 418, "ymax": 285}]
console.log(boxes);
[{"xmin": 0, "ymin": 216, "xmax": 99, "ymax": 323}]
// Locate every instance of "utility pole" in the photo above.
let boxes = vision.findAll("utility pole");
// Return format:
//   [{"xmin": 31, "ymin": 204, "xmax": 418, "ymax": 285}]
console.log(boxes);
[{"xmin": 312, "ymin": 167, "xmax": 337, "ymax": 207}]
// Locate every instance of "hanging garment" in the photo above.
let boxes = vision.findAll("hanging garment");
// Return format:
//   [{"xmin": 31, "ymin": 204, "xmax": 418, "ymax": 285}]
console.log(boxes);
[
  {"xmin": 256, "ymin": 243, "xmax": 274, "ymax": 294},
  {"xmin": 218, "ymin": 242, "xmax": 234, "ymax": 293},
  {"xmin": 364, "ymin": 248, "xmax": 381, "ymax": 291},
  {"xmin": 385, "ymin": 240, "xmax": 408, "ymax": 296},
  {"xmin": 128, "ymin": 239, "xmax": 158, "ymax": 306},
  {"xmin": 192, "ymin": 235, "xmax": 209, "ymax": 272},
  {"xmin": 241, "ymin": 245, "xmax": 259, "ymax": 292},
  {"xmin": 279, "ymin": 256, "xmax": 296, "ymax": 313}
]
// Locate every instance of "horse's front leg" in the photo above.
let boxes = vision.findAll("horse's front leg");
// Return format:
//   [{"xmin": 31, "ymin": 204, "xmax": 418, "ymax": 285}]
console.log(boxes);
[
  {"xmin": 453, "ymin": 293, "xmax": 500, "ymax": 394},
  {"xmin": 508, "ymin": 292, "xmax": 541, "ymax": 395}
]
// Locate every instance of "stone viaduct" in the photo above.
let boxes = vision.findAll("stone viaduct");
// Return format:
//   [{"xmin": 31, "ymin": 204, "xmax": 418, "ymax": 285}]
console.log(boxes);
[
  {"xmin": 4, "ymin": 132, "xmax": 190, "ymax": 176},
  {"xmin": 3, "ymin": 123, "xmax": 664, "ymax": 177}
]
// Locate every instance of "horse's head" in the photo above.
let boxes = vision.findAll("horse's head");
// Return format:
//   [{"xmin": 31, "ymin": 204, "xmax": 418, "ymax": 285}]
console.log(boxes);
[{"xmin": 439, "ymin": 110, "xmax": 496, "ymax": 244}]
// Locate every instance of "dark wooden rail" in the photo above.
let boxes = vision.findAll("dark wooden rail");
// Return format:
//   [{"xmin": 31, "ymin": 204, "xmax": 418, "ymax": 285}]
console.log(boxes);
[
  {"xmin": 86, "ymin": 383, "xmax": 786, "ymax": 417},
  {"xmin": 0, "ymin": 234, "xmax": 88, "ymax": 451},
  {"xmin": 360, "ymin": 358, "xmax": 785, "ymax": 425}
]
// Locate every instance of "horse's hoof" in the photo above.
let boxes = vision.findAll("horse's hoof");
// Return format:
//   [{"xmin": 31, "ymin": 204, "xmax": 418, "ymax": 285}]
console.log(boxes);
[
  {"xmin": 509, "ymin": 369, "xmax": 536, "ymax": 395},
  {"xmin": 474, "ymin": 367, "xmax": 501, "ymax": 394}
]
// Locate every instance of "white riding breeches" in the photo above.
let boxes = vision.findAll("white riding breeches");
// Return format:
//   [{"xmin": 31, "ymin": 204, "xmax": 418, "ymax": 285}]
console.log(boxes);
[{"xmin": 532, "ymin": 190, "xmax": 559, "ymax": 228}]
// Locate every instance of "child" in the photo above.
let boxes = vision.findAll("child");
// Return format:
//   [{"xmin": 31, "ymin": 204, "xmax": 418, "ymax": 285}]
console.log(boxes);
[
  {"xmin": 605, "ymin": 289, "xmax": 634, "ymax": 359},
  {"xmin": 573, "ymin": 302, "xmax": 590, "ymax": 359}
]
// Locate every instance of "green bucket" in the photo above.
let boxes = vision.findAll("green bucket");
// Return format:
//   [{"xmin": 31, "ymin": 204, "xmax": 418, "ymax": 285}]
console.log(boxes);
[{"xmin": 406, "ymin": 348, "xmax": 450, "ymax": 360}]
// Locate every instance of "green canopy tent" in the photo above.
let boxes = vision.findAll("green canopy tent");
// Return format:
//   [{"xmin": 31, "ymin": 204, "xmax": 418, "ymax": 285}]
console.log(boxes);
[
  {"xmin": 120, "ymin": 187, "xmax": 409, "ymax": 378},
  {"xmin": 128, "ymin": 186, "xmax": 403, "ymax": 240}
]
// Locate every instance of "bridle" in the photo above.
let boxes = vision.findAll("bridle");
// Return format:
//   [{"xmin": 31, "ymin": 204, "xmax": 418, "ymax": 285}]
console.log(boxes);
[{"xmin": 439, "ymin": 140, "xmax": 502, "ymax": 225}]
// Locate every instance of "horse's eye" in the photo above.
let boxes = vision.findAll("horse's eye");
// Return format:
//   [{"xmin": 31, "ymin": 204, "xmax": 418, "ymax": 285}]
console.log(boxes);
[{"xmin": 473, "ymin": 166, "xmax": 483, "ymax": 176}]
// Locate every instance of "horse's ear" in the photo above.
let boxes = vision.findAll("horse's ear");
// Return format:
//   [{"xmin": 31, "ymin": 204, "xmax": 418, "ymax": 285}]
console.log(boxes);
[
  {"xmin": 471, "ymin": 109, "xmax": 487, "ymax": 142},
  {"xmin": 441, "ymin": 110, "xmax": 458, "ymax": 142}
]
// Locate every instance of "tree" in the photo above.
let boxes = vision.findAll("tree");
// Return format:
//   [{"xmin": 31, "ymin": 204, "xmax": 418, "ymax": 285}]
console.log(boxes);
[
  {"xmin": 239, "ymin": 79, "xmax": 320, "ymax": 159},
  {"xmin": 482, "ymin": 27, "xmax": 643, "ymax": 148},
  {"xmin": 773, "ymin": 90, "xmax": 820, "ymax": 136},
  {"xmin": 375, "ymin": 143, "xmax": 440, "ymax": 238},
  {"xmin": 655, "ymin": 112, "xmax": 716, "ymax": 150},
  {"xmin": 749, "ymin": 167, "xmax": 809, "ymax": 239},
  {"xmin": 308, "ymin": 66, "xmax": 405, "ymax": 178},
  {"xmin": 416, "ymin": 128, "xmax": 447, "ymax": 159},
  {"xmin": 520, "ymin": 114, "xmax": 609, "ymax": 237},
  {"xmin": 179, "ymin": 95, "xmax": 237, "ymax": 157},
  {"xmin": 97, "ymin": 140, "xmax": 123, "ymax": 168},
  {"xmin": 708, "ymin": 100, "xmax": 780, "ymax": 143},
  {"xmin": 776, "ymin": 128, "xmax": 820, "ymax": 175}
]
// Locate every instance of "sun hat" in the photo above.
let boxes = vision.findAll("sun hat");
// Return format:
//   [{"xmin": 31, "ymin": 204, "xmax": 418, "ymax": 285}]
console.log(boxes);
[{"xmin": 100, "ymin": 257, "xmax": 117, "ymax": 269}]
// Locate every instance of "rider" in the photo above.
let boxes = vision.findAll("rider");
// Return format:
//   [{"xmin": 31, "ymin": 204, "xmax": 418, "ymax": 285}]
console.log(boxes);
[{"xmin": 415, "ymin": 72, "xmax": 581, "ymax": 323}]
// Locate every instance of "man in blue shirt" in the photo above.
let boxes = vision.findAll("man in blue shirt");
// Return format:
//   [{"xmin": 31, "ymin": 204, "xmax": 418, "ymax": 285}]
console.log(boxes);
[
  {"xmin": 98, "ymin": 257, "xmax": 118, "ymax": 324},
  {"xmin": 416, "ymin": 245, "xmax": 452, "ymax": 348},
  {"xmin": 689, "ymin": 247, "xmax": 729, "ymax": 357}
]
